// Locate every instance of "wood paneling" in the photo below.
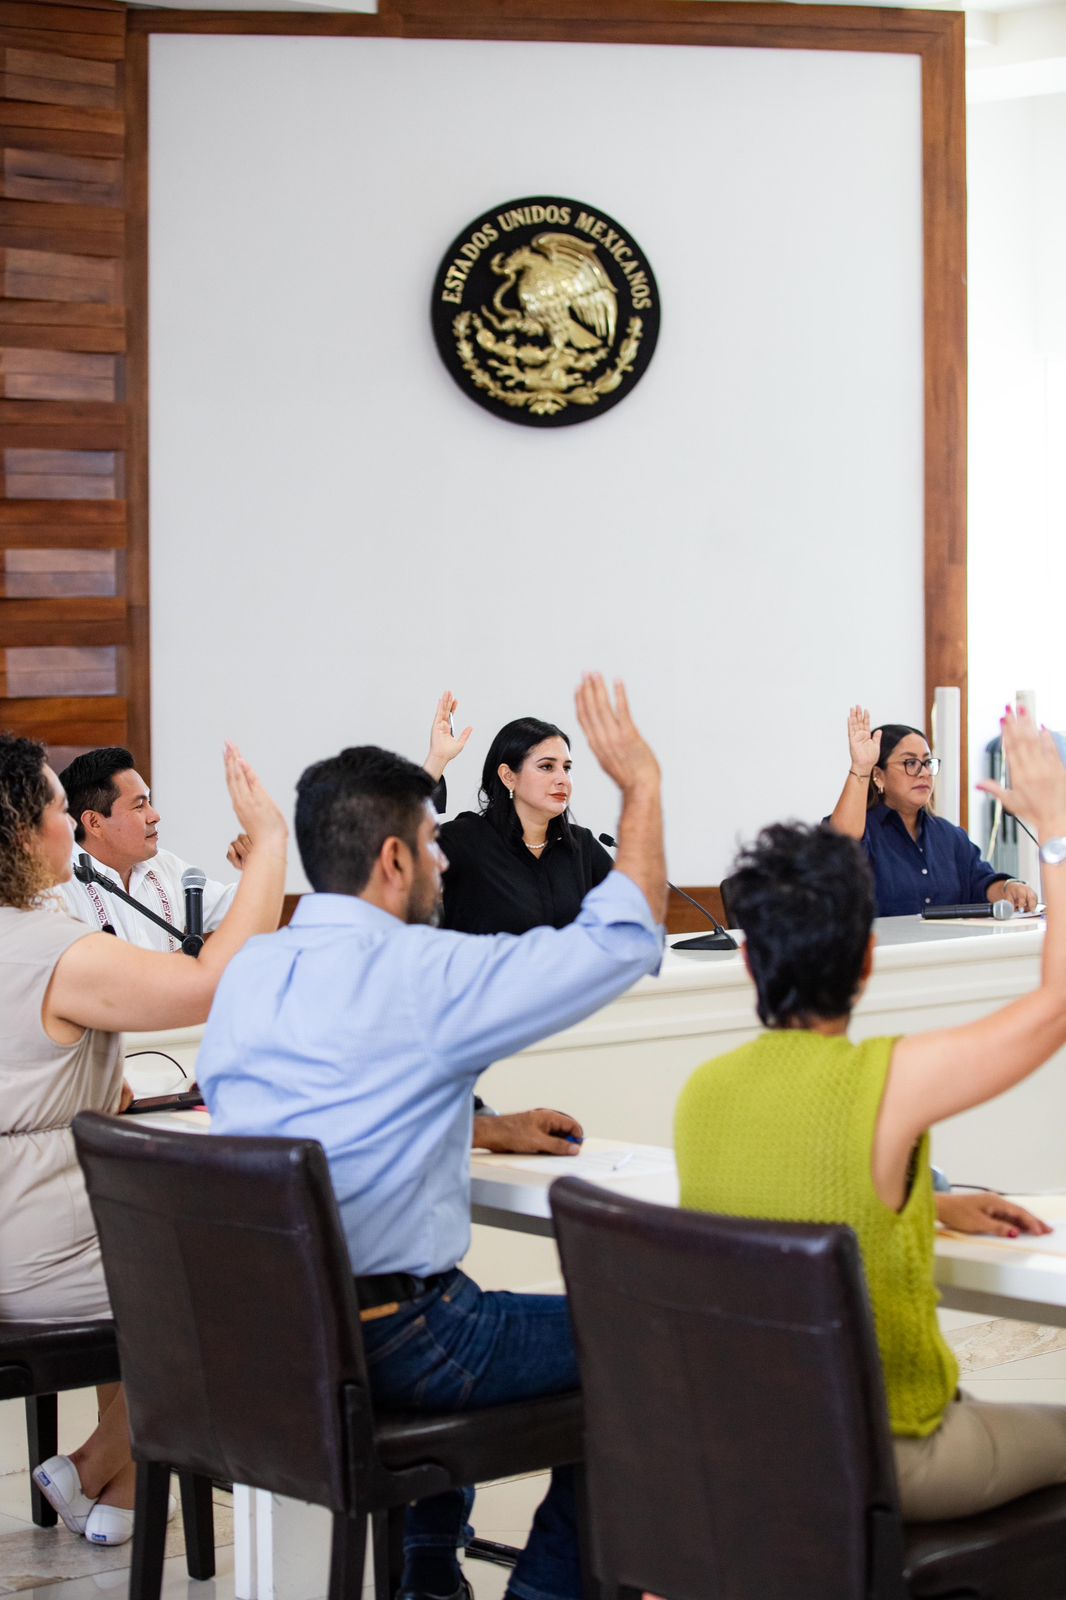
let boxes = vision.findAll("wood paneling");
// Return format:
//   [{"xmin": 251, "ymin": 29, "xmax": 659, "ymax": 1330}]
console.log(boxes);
[
  {"xmin": 2, "ymin": 446, "xmax": 120, "ymax": 497},
  {"xmin": 0, "ymin": 348, "xmax": 119, "ymax": 398},
  {"xmin": 2, "ymin": 48, "xmax": 120, "ymax": 111},
  {"xmin": 2, "ymin": 246, "xmax": 122, "ymax": 301},
  {"xmin": 0, "ymin": 641, "xmax": 117, "ymax": 691},
  {"xmin": 1, "ymin": 546, "xmax": 116, "ymax": 596},
  {"xmin": 0, "ymin": 0, "xmax": 129, "ymax": 759}
]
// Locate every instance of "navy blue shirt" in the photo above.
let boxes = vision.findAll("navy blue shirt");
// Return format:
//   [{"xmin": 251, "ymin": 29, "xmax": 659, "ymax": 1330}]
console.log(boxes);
[{"xmin": 862, "ymin": 805, "xmax": 1010, "ymax": 916}]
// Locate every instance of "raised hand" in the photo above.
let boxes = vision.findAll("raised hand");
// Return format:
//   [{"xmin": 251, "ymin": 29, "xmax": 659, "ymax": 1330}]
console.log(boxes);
[
  {"xmin": 424, "ymin": 689, "xmax": 473, "ymax": 781},
  {"xmin": 978, "ymin": 708, "xmax": 1066, "ymax": 840},
  {"xmin": 223, "ymin": 744, "xmax": 288, "ymax": 854},
  {"xmin": 847, "ymin": 705, "xmax": 882, "ymax": 777},
  {"xmin": 575, "ymin": 673, "xmax": 659, "ymax": 794}
]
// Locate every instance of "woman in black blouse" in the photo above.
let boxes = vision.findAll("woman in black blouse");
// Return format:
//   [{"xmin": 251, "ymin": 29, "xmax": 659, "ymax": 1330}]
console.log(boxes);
[{"xmin": 424, "ymin": 691, "xmax": 613, "ymax": 935}]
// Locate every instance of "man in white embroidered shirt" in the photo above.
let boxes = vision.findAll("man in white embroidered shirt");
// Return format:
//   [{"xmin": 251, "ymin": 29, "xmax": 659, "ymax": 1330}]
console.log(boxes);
[{"xmin": 56, "ymin": 747, "xmax": 239, "ymax": 951}]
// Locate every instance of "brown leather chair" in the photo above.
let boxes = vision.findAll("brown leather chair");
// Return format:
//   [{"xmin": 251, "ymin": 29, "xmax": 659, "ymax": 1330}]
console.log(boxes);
[
  {"xmin": 550, "ymin": 1176, "xmax": 1066, "ymax": 1600},
  {"xmin": 72, "ymin": 1111, "xmax": 583, "ymax": 1600},
  {"xmin": 0, "ymin": 1320, "xmax": 119, "ymax": 1528},
  {"xmin": 0, "ymin": 1318, "xmax": 213, "ymax": 1569}
]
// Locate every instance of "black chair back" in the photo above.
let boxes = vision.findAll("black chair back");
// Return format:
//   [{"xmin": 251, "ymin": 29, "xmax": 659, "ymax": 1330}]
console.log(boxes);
[
  {"xmin": 718, "ymin": 873, "xmax": 737, "ymax": 929},
  {"xmin": 73, "ymin": 1112, "xmax": 365, "ymax": 1511},
  {"xmin": 551, "ymin": 1176, "xmax": 907, "ymax": 1600}
]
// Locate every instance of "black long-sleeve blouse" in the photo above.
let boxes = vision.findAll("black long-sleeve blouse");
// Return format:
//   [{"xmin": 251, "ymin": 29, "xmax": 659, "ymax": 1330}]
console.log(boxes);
[{"xmin": 437, "ymin": 808, "xmax": 613, "ymax": 935}]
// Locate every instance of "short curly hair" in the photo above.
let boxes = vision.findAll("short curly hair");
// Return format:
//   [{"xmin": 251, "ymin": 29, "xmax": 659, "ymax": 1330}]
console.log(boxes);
[
  {"xmin": 727, "ymin": 821, "xmax": 876, "ymax": 1028},
  {"xmin": 0, "ymin": 733, "xmax": 56, "ymax": 909}
]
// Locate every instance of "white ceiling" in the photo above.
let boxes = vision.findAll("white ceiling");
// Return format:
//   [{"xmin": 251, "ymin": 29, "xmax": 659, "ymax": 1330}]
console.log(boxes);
[{"xmin": 117, "ymin": 0, "xmax": 1066, "ymax": 99}]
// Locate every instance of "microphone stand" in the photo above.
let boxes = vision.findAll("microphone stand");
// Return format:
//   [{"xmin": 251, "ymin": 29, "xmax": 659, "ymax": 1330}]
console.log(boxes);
[
  {"xmin": 74, "ymin": 853, "xmax": 203, "ymax": 958},
  {"xmin": 667, "ymin": 882, "xmax": 739, "ymax": 952},
  {"xmin": 597, "ymin": 835, "xmax": 738, "ymax": 952}
]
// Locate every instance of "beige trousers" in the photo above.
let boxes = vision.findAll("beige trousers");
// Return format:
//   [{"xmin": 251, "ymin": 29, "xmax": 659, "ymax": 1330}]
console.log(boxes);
[{"xmin": 894, "ymin": 1390, "xmax": 1066, "ymax": 1520}]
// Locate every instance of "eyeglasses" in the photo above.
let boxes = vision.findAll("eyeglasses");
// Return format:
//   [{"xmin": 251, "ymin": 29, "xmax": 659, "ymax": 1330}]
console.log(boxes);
[{"xmin": 889, "ymin": 756, "xmax": 941, "ymax": 777}]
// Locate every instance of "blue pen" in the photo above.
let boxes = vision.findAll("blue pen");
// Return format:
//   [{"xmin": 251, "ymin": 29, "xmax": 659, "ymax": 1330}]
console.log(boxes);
[{"xmin": 561, "ymin": 1134, "xmax": 583, "ymax": 1145}]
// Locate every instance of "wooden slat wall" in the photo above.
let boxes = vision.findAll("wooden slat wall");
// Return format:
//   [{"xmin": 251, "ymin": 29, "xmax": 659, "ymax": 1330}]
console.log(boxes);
[{"xmin": 0, "ymin": 0, "xmax": 130, "ymax": 778}]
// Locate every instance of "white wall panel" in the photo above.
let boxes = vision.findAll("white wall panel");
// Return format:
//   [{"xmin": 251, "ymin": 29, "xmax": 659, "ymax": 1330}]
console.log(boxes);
[{"xmin": 149, "ymin": 35, "xmax": 923, "ymax": 888}]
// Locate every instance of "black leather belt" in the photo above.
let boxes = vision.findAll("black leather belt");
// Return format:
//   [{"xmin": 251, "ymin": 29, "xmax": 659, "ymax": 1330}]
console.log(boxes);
[{"xmin": 355, "ymin": 1270, "xmax": 450, "ymax": 1313}]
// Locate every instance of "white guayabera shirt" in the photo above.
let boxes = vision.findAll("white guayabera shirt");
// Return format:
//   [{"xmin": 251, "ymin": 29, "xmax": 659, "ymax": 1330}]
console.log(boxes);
[{"xmin": 55, "ymin": 846, "xmax": 237, "ymax": 952}]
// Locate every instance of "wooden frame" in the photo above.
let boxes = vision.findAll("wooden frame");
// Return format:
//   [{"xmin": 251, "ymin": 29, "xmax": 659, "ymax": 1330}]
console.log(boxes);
[{"xmin": 122, "ymin": 0, "xmax": 967, "ymax": 843}]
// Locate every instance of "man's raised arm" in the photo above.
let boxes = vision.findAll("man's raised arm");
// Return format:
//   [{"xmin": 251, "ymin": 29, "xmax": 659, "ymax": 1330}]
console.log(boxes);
[{"xmin": 575, "ymin": 673, "xmax": 666, "ymax": 925}]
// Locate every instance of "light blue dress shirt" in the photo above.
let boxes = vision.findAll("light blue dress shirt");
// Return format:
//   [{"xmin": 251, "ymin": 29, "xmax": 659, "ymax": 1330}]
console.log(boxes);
[{"xmin": 197, "ymin": 870, "xmax": 663, "ymax": 1276}]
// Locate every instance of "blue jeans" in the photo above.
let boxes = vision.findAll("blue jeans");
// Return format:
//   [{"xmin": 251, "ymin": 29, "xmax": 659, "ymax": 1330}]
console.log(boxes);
[{"xmin": 360, "ymin": 1269, "xmax": 580, "ymax": 1600}]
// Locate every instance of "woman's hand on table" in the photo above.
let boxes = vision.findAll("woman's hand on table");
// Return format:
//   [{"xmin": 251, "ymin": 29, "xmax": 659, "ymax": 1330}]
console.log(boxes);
[
  {"xmin": 936, "ymin": 1191, "xmax": 1051, "ymax": 1237},
  {"xmin": 989, "ymin": 879, "xmax": 1039, "ymax": 913},
  {"xmin": 847, "ymin": 704, "xmax": 882, "ymax": 778},
  {"xmin": 472, "ymin": 1107, "xmax": 584, "ymax": 1156},
  {"xmin": 424, "ymin": 689, "xmax": 473, "ymax": 782}
]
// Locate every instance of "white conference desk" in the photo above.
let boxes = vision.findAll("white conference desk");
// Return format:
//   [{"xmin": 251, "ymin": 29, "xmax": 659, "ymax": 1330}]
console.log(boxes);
[
  {"xmin": 128, "ymin": 913, "xmax": 1066, "ymax": 1297},
  {"xmin": 469, "ymin": 1138, "xmax": 1066, "ymax": 1330},
  {"xmin": 128, "ymin": 913, "xmax": 1063, "ymax": 1192}
]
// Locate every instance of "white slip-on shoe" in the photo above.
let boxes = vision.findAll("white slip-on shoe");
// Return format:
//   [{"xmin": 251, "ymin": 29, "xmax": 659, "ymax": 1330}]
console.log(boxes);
[
  {"xmin": 31, "ymin": 1455, "xmax": 98, "ymax": 1535},
  {"xmin": 84, "ymin": 1493, "xmax": 176, "ymax": 1548}
]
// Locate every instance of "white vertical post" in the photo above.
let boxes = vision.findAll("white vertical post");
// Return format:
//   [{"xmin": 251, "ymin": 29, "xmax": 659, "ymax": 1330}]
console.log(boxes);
[
  {"xmin": 233, "ymin": 1484, "xmax": 258, "ymax": 1600},
  {"xmin": 932, "ymin": 686, "xmax": 961, "ymax": 826},
  {"xmin": 1016, "ymin": 689, "xmax": 1042, "ymax": 893}
]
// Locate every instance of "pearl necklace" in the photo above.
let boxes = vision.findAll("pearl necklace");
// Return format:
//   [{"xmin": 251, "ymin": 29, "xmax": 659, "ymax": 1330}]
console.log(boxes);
[{"xmin": 524, "ymin": 839, "xmax": 549, "ymax": 852}]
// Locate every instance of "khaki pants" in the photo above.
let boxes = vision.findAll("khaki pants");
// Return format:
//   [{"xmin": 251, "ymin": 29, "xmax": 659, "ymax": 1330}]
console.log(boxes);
[{"xmin": 894, "ymin": 1390, "xmax": 1066, "ymax": 1520}]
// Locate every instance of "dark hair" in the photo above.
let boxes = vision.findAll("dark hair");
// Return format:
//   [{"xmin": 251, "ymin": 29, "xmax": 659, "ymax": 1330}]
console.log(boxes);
[
  {"xmin": 0, "ymin": 733, "xmax": 55, "ymax": 908},
  {"xmin": 295, "ymin": 745, "xmax": 435, "ymax": 895},
  {"xmin": 58, "ymin": 747, "xmax": 135, "ymax": 843},
  {"xmin": 868, "ymin": 724, "xmax": 928, "ymax": 811},
  {"xmin": 727, "ymin": 821, "xmax": 875, "ymax": 1028},
  {"xmin": 479, "ymin": 717, "xmax": 575, "ymax": 849}
]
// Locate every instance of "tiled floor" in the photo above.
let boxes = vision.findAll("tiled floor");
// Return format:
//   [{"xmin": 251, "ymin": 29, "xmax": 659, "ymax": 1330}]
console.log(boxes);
[{"xmin": 4, "ymin": 1308, "xmax": 1066, "ymax": 1600}]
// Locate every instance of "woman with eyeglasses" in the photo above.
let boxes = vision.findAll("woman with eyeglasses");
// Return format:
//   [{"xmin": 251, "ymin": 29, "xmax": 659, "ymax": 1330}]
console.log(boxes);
[{"xmin": 829, "ymin": 706, "xmax": 1037, "ymax": 916}]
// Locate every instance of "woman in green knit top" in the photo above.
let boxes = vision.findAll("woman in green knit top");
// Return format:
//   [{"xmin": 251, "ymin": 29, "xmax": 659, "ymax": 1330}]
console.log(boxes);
[{"xmin": 676, "ymin": 707, "xmax": 1066, "ymax": 1522}]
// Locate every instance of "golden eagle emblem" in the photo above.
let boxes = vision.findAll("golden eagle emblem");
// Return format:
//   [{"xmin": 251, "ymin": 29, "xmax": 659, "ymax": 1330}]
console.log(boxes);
[
  {"xmin": 453, "ymin": 231, "xmax": 644, "ymax": 418},
  {"xmin": 433, "ymin": 199, "xmax": 659, "ymax": 425},
  {"xmin": 489, "ymin": 234, "xmax": 618, "ymax": 353}
]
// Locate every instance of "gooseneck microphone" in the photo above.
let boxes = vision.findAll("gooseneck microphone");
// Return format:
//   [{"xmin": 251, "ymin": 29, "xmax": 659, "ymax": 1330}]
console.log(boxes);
[
  {"xmin": 921, "ymin": 900, "xmax": 1014, "ymax": 922},
  {"xmin": 74, "ymin": 852, "xmax": 202, "ymax": 957},
  {"xmin": 181, "ymin": 866, "xmax": 206, "ymax": 958},
  {"xmin": 598, "ymin": 835, "xmax": 738, "ymax": 952}
]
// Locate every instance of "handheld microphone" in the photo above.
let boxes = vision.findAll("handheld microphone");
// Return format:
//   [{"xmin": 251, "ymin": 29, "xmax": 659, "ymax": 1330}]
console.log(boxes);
[
  {"xmin": 181, "ymin": 867, "xmax": 206, "ymax": 958},
  {"xmin": 921, "ymin": 900, "xmax": 1014, "ymax": 922},
  {"xmin": 598, "ymin": 835, "xmax": 738, "ymax": 952}
]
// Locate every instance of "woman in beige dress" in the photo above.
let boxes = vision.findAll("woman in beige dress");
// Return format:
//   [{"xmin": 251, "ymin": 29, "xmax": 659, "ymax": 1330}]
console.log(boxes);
[{"xmin": 0, "ymin": 732, "xmax": 286, "ymax": 1545}]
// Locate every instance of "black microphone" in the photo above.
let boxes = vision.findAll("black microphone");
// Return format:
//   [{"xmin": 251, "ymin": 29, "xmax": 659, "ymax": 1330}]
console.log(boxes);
[
  {"xmin": 74, "ymin": 851, "xmax": 98, "ymax": 886},
  {"xmin": 598, "ymin": 835, "xmax": 738, "ymax": 952},
  {"xmin": 181, "ymin": 867, "xmax": 206, "ymax": 958},
  {"xmin": 921, "ymin": 901, "xmax": 1014, "ymax": 922},
  {"xmin": 74, "ymin": 851, "xmax": 190, "ymax": 947}
]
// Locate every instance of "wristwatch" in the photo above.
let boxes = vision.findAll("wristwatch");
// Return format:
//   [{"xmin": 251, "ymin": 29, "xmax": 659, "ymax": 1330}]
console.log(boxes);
[{"xmin": 1039, "ymin": 837, "xmax": 1066, "ymax": 867}]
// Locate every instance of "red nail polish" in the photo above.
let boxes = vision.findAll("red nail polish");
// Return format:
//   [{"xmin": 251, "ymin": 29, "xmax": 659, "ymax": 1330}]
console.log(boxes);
[{"xmin": 1009, "ymin": 1229, "xmax": 1019, "ymax": 1238}]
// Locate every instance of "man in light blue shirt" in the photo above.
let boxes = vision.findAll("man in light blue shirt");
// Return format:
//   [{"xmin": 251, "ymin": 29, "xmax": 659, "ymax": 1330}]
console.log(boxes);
[{"xmin": 198, "ymin": 674, "xmax": 666, "ymax": 1600}]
